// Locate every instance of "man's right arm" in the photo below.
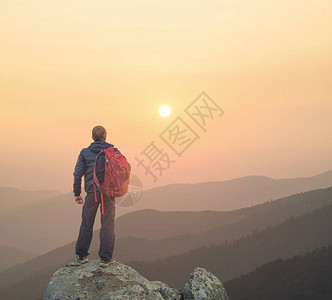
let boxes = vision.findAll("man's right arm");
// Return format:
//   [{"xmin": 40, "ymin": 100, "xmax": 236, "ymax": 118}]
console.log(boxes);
[{"xmin": 73, "ymin": 150, "xmax": 86, "ymax": 196}]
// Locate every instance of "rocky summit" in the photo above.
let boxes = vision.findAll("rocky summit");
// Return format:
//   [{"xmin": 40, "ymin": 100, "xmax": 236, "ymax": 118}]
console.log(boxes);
[{"xmin": 42, "ymin": 260, "xmax": 229, "ymax": 300}]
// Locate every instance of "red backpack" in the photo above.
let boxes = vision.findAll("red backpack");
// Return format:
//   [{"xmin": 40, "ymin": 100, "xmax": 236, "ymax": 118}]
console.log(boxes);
[{"xmin": 93, "ymin": 147, "xmax": 130, "ymax": 214}]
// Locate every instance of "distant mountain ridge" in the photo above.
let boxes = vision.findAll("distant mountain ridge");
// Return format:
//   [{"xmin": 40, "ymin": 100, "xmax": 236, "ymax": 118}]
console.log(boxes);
[
  {"xmin": 0, "ymin": 187, "xmax": 62, "ymax": 214},
  {"xmin": 0, "ymin": 169, "xmax": 331, "ymax": 254},
  {"xmin": 115, "ymin": 185, "xmax": 332, "ymax": 241},
  {"xmin": 129, "ymin": 204, "xmax": 332, "ymax": 288},
  {"xmin": 0, "ymin": 246, "xmax": 37, "ymax": 272},
  {"xmin": 128, "ymin": 169, "xmax": 332, "ymax": 212},
  {"xmin": 111, "ymin": 186, "xmax": 332, "ymax": 262},
  {"xmin": 224, "ymin": 245, "xmax": 332, "ymax": 300}
]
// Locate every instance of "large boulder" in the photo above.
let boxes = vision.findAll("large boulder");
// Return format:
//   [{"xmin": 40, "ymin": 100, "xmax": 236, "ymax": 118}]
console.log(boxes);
[
  {"xmin": 182, "ymin": 267, "xmax": 229, "ymax": 300},
  {"xmin": 42, "ymin": 260, "xmax": 229, "ymax": 300}
]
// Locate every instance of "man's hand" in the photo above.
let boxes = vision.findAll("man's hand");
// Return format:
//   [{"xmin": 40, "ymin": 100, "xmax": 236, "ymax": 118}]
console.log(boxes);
[{"xmin": 75, "ymin": 195, "xmax": 84, "ymax": 204}]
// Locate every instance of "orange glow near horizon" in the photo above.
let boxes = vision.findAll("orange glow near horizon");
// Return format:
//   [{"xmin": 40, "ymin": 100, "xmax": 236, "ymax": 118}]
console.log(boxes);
[{"xmin": 0, "ymin": 0, "xmax": 331, "ymax": 192}]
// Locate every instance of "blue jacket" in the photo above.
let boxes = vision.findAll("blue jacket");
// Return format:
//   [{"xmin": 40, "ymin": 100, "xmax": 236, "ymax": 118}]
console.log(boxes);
[{"xmin": 73, "ymin": 141, "xmax": 118, "ymax": 196}]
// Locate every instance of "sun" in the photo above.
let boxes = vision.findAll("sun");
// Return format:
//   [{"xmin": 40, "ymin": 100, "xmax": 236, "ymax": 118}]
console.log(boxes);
[{"xmin": 158, "ymin": 105, "xmax": 171, "ymax": 117}]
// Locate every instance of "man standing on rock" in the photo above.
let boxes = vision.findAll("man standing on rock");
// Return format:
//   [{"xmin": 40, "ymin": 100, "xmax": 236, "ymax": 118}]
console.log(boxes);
[{"xmin": 73, "ymin": 125, "xmax": 118, "ymax": 268}]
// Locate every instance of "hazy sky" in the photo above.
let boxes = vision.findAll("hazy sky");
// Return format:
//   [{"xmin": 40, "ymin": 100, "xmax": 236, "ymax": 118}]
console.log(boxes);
[{"xmin": 1, "ymin": 0, "xmax": 331, "ymax": 193}]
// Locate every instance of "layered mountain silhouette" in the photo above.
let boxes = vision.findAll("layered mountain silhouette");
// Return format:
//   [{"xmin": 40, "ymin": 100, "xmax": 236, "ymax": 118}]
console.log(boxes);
[
  {"xmin": 0, "ymin": 186, "xmax": 331, "ymax": 299},
  {"xmin": 0, "ymin": 246, "xmax": 37, "ymax": 272},
  {"xmin": 129, "ymin": 204, "xmax": 332, "ymax": 287},
  {"xmin": 111, "ymin": 186, "xmax": 332, "ymax": 262},
  {"xmin": 0, "ymin": 192, "xmax": 83, "ymax": 254},
  {"xmin": 128, "ymin": 170, "xmax": 332, "ymax": 211},
  {"xmin": 1, "ymin": 170, "xmax": 331, "ymax": 254},
  {"xmin": 0, "ymin": 187, "xmax": 61, "ymax": 214},
  {"xmin": 224, "ymin": 245, "xmax": 332, "ymax": 300}
]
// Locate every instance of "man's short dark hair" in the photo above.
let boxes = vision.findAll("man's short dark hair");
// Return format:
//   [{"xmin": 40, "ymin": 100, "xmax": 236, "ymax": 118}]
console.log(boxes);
[{"xmin": 92, "ymin": 126, "xmax": 107, "ymax": 141}]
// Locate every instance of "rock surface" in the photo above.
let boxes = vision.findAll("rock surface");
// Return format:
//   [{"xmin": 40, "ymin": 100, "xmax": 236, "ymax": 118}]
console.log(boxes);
[
  {"xmin": 182, "ymin": 267, "xmax": 229, "ymax": 300},
  {"xmin": 42, "ymin": 260, "xmax": 229, "ymax": 300}
]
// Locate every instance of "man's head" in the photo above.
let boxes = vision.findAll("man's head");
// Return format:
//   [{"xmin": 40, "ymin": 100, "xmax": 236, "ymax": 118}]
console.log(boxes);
[{"xmin": 92, "ymin": 126, "xmax": 107, "ymax": 141}]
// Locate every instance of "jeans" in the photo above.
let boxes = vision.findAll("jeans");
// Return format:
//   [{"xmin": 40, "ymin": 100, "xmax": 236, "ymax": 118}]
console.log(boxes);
[{"xmin": 75, "ymin": 191, "xmax": 116, "ymax": 261}]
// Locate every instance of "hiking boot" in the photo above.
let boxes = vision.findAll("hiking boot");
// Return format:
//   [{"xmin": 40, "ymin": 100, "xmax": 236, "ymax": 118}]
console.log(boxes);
[
  {"xmin": 75, "ymin": 254, "xmax": 89, "ymax": 264},
  {"xmin": 100, "ymin": 257, "xmax": 116, "ymax": 268}
]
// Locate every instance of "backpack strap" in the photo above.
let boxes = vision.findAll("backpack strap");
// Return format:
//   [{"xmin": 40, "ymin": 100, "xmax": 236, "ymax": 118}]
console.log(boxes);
[
  {"xmin": 92, "ymin": 149, "xmax": 106, "ymax": 214},
  {"xmin": 93, "ymin": 183, "xmax": 97, "ymax": 203},
  {"xmin": 93, "ymin": 150, "xmax": 104, "ymax": 204},
  {"xmin": 92, "ymin": 183, "xmax": 104, "ymax": 214},
  {"xmin": 101, "ymin": 192, "xmax": 104, "ymax": 215}
]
